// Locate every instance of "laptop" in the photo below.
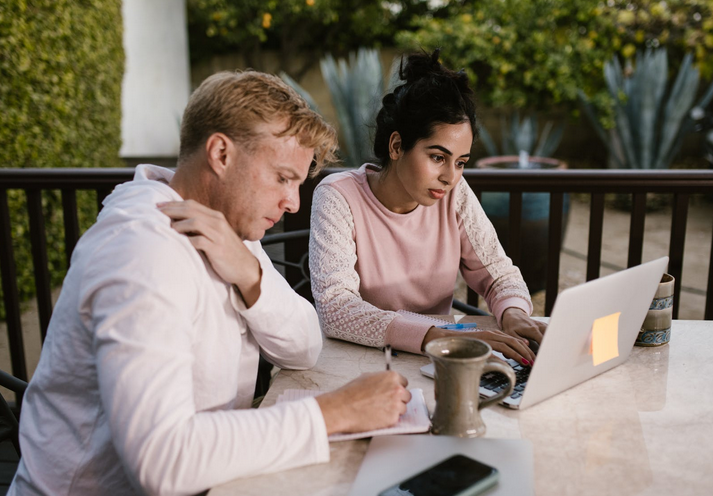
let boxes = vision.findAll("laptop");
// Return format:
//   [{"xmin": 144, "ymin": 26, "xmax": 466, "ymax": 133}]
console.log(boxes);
[{"xmin": 421, "ymin": 257, "xmax": 668, "ymax": 410}]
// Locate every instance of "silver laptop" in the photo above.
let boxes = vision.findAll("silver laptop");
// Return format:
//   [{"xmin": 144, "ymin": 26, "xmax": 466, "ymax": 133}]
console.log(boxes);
[{"xmin": 421, "ymin": 257, "xmax": 668, "ymax": 410}]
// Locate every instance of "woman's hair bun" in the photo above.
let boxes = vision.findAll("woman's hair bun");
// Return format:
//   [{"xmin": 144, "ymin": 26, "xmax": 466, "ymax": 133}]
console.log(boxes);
[
  {"xmin": 400, "ymin": 49, "xmax": 443, "ymax": 84},
  {"xmin": 373, "ymin": 48, "xmax": 478, "ymax": 169}
]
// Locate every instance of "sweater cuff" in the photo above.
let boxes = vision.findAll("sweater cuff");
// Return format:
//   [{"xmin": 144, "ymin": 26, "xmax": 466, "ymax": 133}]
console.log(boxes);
[
  {"xmin": 384, "ymin": 315, "xmax": 433, "ymax": 355},
  {"xmin": 492, "ymin": 297, "xmax": 532, "ymax": 327}
]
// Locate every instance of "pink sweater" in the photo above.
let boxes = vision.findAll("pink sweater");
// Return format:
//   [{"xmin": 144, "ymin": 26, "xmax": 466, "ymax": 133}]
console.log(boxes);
[{"xmin": 309, "ymin": 164, "xmax": 532, "ymax": 354}]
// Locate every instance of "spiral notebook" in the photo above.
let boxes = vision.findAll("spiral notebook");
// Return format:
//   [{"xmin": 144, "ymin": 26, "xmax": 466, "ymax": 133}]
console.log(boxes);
[
  {"xmin": 396, "ymin": 310, "xmax": 453, "ymax": 326},
  {"xmin": 276, "ymin": 388, "xmax": 431, "ymax": 442}
]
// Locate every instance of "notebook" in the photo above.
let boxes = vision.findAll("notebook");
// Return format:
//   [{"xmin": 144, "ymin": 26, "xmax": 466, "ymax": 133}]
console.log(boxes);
[
  {"xmin": 348, "ymin": 435, "xmax": 534, "ymax": 496},
  {"xmin": 421, "ymin": 257, "xmax": 668, "ymax": 410},
  {"xmin": 276, "ymin": 388, "xmax": 430, "ymax": 441}
]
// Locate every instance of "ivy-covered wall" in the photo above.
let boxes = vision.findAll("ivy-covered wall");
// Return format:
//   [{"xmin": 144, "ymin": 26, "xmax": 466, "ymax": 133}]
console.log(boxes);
[{"xmin": 0, "ymin": 0, "xmax": 125, "ymax": 319}]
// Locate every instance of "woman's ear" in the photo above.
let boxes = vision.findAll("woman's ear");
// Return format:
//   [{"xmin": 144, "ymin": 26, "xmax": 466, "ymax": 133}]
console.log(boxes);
[
  {"xmin": 388, "ymin": 131, "xmax": 403, "ymax": 161},
  {"xmin": 204, "ymin": 133, "xmax": 232, "ymax": 177}
]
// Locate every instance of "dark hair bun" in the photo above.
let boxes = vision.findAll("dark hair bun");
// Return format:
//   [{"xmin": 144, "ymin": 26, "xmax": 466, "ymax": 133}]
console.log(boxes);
[{"xmin": 373, "ymin": 49, "xmax": 477, "ymax": 168}]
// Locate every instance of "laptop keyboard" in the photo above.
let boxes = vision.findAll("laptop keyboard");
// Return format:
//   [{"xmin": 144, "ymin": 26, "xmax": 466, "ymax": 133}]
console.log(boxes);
[{"xmin": 480, "ymin": 360, "xmax": 531, "ymax": 401}]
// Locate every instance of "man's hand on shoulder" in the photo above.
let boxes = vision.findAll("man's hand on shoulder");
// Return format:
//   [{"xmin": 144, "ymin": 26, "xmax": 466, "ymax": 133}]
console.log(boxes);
[
  {"xmin": 157, "ymin": 200, "xmax": 262, "ymax": 307},
  {"xmin": 315, "ymin": 371, "xmax": 411, "ymax": 435}
]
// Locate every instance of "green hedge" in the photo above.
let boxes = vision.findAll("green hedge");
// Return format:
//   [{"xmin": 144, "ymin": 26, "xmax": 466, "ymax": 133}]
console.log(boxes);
[{"xmin": 0, "ymin": 0, "xmax": 124, "ymax": 319}]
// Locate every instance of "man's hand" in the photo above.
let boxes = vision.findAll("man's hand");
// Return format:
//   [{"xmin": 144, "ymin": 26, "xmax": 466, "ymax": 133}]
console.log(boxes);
[
  {"xmin": 422, "ymin": 326, "xmax": 535, "ymax": 366},
  {"xmin": 157, "ymin": 200, "xmax": 262, "ymax": 307},
  {"xmin": 315, "ymin": 371, "xmax": 411, "ymax": 435}
]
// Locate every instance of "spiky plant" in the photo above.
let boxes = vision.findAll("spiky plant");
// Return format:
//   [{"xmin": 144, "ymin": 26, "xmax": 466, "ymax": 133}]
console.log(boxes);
[
  {"xmin": 579, "ymin": 49, "xmax": 713, "ymax": 169},
  {"xmin": 478, "ymin": 113, "xmax": 564, "ymax": 160}
]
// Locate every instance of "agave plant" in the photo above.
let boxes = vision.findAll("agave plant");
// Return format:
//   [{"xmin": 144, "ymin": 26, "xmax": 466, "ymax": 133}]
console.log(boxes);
[
  {"xmin": 691, "ymin": 97, "xmax": 713, "ymax": 167},
  {"xmin": 579, "ymin": 49, "xmax": 713, "ymax": 169},
  {"xmin": 281, "ymin": 48, "xmax": 384, "ymax": 168},
  {"xmin": 478, "ymin": 113, "xmax": 564, "ymax": 160}
]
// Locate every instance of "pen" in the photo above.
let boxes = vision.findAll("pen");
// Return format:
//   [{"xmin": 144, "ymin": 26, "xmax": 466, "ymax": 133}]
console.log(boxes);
[
  {"xmin": 437, "ymin": 322, "xmax": 479, "ymax": 330},
  {"xmin": 385, "ymin": 344, "xmax": 392, "ymax": 371}
]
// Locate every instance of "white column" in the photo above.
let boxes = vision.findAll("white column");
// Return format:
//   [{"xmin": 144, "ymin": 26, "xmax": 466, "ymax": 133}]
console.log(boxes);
[{"xmin": 120, "ymin": 0, "xmax": 190, "ymax": 158}]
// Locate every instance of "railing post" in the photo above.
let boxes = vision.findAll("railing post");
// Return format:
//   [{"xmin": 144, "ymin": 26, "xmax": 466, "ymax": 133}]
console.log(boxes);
[
  {"xmin": 61, "ymin": 189, "xmax": 80, "ymax": 266},
  {"xmin": 0, "ymin": 190, "xmax": 28, "ymax": 382},
  {"xmin": 586, "ymin": 193, "xmax": 605, "ymax": 281},
  {"xmin": 508, "ymin": 192, "xmax": 523, "ymax": 267},
  {"xmin": 668, "ymin": 193, "xmax": 689, "ymax": 319},
  {"xmin": 545, "ymin": 192, "xmax": 564, "ymax": 316},
  {"xmin": 26, "ymin": 189, "xmax": 53, "ymax": 342},
  {"xmin": 627, "ymin": 193, "xmax": 647, "ymax": 268}
]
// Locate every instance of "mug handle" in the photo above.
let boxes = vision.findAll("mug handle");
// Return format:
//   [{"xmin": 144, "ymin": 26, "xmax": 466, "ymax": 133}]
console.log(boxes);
[{"xmin": 478, "ymin": 357, "xmax": 516, "ymax": 410}]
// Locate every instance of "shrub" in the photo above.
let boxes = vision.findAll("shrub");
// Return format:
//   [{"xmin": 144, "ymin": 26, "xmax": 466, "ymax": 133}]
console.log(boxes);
[
  {"xmin": 187, "ymin": 0, "xmax": 432, "ymax": 80},
  {"xmin": 0, "ymin": 0, "xmax": 124, "ymax": 319},
  {"xmin": 396, "ymin": 0, "xmax": 713, "ymax": 114}
]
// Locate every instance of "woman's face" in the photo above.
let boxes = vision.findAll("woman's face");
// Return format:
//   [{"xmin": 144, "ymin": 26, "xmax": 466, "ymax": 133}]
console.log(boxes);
[{"xmin": 391, "ymin": 121, "xmax": 473, "ymax": 208}]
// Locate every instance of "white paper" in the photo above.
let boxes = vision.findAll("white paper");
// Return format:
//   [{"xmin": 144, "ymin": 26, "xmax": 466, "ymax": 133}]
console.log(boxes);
[{"xmin": 276, "ymin": 388, "xmax": 431, "ymax": 442}]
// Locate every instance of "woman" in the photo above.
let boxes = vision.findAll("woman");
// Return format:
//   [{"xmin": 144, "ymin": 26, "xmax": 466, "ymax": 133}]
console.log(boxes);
[{"xmin": 309, "ymin": 50, "xmax": 545, "ymax": 365}]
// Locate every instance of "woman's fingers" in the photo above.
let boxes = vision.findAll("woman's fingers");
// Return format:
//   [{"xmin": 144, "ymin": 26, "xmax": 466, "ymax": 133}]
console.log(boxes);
[{"xmin": 463, "ymin": 330, "xmax": 535, "ymax": 366}]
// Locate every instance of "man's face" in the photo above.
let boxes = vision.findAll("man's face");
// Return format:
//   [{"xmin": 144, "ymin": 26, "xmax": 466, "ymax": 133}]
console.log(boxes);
[{"xmin": 218, "ymin": 123, "xmax": 314, "ymax": 241}]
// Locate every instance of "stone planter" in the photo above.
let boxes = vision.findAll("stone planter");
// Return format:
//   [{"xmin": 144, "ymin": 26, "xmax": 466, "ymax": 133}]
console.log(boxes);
[{"xmin": 476, "ymin": 156, "xmax": 570, "ymax": 293}]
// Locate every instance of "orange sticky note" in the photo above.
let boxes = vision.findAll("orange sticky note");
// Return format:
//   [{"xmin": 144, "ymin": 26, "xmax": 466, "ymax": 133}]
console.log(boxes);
[{"xmin": 591, "ymin": 312, "xmax": 621, "ymax": 366}]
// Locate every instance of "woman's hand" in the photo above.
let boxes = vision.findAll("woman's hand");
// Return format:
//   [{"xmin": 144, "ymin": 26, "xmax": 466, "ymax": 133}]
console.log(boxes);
[
  {"xmin": 421, "ymin": 326, "xmax": 536, "ymax": 366},
  {"xmin": 500, "ymin": 307, "xmax": 547, "ymax": 351}
]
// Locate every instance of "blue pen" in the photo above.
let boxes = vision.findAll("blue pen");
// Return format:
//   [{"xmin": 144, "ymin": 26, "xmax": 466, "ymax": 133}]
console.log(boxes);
[{"xmin": 437, "ymin": 322, "xmax": 478, "ymax": 330}]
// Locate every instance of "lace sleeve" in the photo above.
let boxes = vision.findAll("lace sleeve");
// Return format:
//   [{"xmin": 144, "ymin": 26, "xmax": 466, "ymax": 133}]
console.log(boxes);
[
  {"xmin": 309, "ymin": 185, "xmax": 398, "ymax": 348},
  {"xmin": 454, "ymin": 180, "xmax": 532, "ymax": 323}
]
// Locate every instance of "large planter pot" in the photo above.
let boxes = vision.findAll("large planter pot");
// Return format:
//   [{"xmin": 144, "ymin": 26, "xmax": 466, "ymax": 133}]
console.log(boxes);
[{"xmin": 476, "ymin": 156, "xmax": 570, "ymax": 293}]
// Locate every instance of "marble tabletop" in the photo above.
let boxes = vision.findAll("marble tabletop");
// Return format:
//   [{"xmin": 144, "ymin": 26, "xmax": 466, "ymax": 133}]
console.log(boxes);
[{"xmin": 209, "ymin": 318, "xmax": 713, "ymax": 496}]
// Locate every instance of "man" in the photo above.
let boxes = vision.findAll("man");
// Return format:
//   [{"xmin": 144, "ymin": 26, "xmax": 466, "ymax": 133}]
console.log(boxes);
[{"xmin": 9, "ymin": 71, "xmax": 411, "ymax": 495}]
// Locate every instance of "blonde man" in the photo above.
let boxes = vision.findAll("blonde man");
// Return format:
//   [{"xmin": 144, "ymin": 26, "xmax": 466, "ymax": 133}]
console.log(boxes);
[{"xmin": 10, "ymin": 71, "xmax": 410, "ymax": 496}]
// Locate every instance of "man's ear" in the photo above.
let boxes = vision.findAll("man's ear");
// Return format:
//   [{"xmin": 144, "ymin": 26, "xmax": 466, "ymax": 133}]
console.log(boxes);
[
  {"xmin": 388, "ymin": 131, "xmax": 403, "ymax": 161},
  {"xmin": 204, "ymin": 133, "xmax": 232, "ymax": 177}
]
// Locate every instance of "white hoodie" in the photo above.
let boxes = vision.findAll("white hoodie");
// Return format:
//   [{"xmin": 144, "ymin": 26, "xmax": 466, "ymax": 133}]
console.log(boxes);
[{"xmin": 10, "ymin": 164, "xmax": 328, "ymax": 496}]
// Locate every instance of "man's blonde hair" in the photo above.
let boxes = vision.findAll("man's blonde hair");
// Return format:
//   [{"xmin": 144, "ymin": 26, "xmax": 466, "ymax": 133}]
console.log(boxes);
[{"xmin": 179, "ymin": 70, "xmax": 338, "ymax": 174}]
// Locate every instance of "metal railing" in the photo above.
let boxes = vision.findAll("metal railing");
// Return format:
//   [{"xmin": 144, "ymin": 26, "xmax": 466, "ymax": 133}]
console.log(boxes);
[{"xmin": 2, "ymin": 167, "xmax": 712, "ymax": 383}]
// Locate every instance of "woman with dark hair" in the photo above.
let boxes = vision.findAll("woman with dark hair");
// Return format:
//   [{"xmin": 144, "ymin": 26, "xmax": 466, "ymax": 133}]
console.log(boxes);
[{"xmin": 309, "ymin": 50, "xmax": 545, "ymax": 365}]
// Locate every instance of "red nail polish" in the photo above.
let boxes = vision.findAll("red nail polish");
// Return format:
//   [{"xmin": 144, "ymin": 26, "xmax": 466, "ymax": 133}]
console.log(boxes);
[{"xmin": 522, "ymin": 359, "xmax": 530, "ymax": 365}]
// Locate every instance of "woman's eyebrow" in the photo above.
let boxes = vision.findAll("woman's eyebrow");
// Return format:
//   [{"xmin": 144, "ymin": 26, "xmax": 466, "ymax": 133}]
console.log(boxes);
[{"xmin": 426, "ymin": 145, "xmax": 471, "ymax": 158}]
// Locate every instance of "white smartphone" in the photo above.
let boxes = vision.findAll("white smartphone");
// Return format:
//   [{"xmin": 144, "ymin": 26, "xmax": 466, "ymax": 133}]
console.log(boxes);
[{"xmin": 378, "ymin": 453, "xmax": 499, "ymax": 496}]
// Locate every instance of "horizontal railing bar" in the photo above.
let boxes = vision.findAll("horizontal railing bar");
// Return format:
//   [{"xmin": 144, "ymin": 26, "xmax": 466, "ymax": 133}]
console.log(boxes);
[
  {"xmin": 0, "ymin": 168, "xmax": 137, "ymax": 188},
  {"xmin": 2, "ymin": 168, "xmax": 712, "ymax": 193},
  {"xmin": 317, "ymin": 168, "xmax": 713, "ymax": 193}
]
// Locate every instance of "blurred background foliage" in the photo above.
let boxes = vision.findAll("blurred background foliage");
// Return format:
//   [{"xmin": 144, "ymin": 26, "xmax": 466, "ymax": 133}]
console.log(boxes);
[
  {"xmin": 187, "ymin": 0, "xmax": 433, "ymax": 81},
  {"xmin": 0, "ymin": 0, "xmax": 124, "ymax": 318},
  {"xmin": 397, "ymin": 0, "xmax": 713, "ymax": 121}
]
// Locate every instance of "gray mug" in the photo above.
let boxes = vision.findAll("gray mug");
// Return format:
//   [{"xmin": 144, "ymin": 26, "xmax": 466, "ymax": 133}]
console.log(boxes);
[{"xmin": 425, "ymin": 337, "xmax": 516, "ymax": 437}]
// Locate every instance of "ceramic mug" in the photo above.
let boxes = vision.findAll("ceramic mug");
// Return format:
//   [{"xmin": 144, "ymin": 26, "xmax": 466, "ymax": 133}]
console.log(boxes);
[
  {"xmin": 425, "ymin": 337, "xmax": 516, "ymax": 437},
  {"xmin": 636, "ymin": 273, "xmax": 674, "ymax": 347}
]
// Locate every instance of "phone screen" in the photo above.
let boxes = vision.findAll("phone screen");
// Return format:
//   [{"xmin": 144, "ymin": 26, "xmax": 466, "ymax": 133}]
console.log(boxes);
[{"xmin": 378, "ymin": 454, "xmax": 498, "ymax": 496}]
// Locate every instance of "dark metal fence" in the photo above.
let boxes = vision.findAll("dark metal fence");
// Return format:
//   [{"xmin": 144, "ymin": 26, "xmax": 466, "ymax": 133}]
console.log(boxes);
[{"xmin": 2, "ymin": 168, "xmax": 712, "ymax": 383}]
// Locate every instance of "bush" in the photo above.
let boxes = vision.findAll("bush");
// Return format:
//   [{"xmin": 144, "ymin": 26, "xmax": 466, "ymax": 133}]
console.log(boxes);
[
  {"xmin": 0, "ymin": 0, "xmax": 124, "ymax": 319},
  {"xmin": 396, "ymin": 0, "xmax": 713, "ymax": 114},
  {"xmin": 187, "ymin": 0, "xmax": 432, "ymax": 80}
]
